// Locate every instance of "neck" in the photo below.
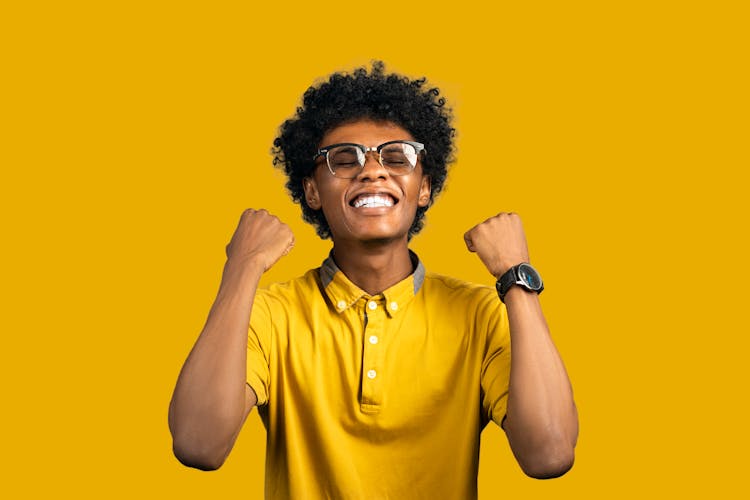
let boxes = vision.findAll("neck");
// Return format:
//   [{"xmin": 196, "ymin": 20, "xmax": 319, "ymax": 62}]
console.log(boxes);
[{"xmin": 331, "ymin": 240, "xmax": 414, "ymax": 295}]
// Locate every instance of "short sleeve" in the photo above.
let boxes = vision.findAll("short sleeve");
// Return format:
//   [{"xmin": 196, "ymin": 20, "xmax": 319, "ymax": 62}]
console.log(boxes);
[
  {"xmin": 247, "ymin": 290, "xmax": 273, "ymax": 406},
  {"xmin": 479, "ymin": 292, "xmax": 511, "ymax": 427}
]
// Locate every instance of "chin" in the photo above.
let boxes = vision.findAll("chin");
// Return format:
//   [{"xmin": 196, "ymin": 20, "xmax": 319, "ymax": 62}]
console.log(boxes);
[
  {"xmin": 336, "ymin": 226, "xmax": 410, "ymax": 245},
  {"xmin": 360, "ymin": 235, "xmax": 404, "ymax": 246}
]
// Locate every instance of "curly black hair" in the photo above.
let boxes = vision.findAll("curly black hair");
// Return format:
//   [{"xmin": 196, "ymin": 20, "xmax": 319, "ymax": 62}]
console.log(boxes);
[{"xmin": 272, "ymin": 61, "xmax": 455, "ymax": 240}]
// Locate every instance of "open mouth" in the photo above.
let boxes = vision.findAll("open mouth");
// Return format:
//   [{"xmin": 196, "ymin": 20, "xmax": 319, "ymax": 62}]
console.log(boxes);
[{"xmin": 350, "ymin": 193, "xmax": 396, "ymax": 208}]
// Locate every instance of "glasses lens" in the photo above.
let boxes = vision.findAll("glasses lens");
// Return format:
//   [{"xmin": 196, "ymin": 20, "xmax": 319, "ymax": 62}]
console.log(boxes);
[
  {"xmin": 328, "ymin": 145, "xmax": 364, "ymax": 178},
  {"xmin": 380, "ymin": 143, "xmax": 418, "ymax": 175}
]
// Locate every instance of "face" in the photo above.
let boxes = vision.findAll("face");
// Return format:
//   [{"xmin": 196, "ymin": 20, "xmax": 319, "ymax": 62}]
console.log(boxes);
[{"xmin": 303, "ymin": 120, "xmax": 431, "ymax": 245}]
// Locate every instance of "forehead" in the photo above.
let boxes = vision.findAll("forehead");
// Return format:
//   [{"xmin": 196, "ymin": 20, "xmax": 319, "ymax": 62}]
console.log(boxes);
[{"xmin": 320, "ymin": 120, "xmax": 415, "ymax": 147}]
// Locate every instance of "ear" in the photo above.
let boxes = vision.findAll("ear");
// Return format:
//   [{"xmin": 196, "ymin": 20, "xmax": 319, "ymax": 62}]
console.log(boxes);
[
  {"xmin": 303, "ymin": 177, "xmax": 322, "ymax": 210},
  {"xmin": 417, "ymin": 175, "xmax": 432, "ymax": 208}
]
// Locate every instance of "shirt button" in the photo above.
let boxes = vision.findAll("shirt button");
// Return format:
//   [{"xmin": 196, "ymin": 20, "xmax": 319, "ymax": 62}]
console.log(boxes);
[
  {"xmin": 337, "ymin": 300, "xmax": 346, "ymax": 310},
  {"xmin": 367, "ymin": 369, "xmax": 377, "ymax": 379},
  {"xmin": 368, "ymin": 301, "xmax": 377, "ymax": 310},
  {"xmin": 389, "ymin": 301, "xmax": 398, "ymax": 311},
  {"xmin": 369, "ymin": 335, "xmax": 378, "ymax": 345}
]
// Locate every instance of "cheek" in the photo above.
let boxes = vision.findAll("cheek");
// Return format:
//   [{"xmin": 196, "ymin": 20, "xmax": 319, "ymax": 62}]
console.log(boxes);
[
  {"xmin": 319, "ymin": 190, "xmax": 348, "ymax": 222},
  {"xmin": 320, "ymin": 189, "xmax": 346, "ymax": 212}
]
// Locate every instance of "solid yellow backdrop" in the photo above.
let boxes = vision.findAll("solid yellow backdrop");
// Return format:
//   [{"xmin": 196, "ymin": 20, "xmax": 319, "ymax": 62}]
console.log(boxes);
[{"xmin": 2, "ymin": 1, "xmax": 748, "ymax": 498}]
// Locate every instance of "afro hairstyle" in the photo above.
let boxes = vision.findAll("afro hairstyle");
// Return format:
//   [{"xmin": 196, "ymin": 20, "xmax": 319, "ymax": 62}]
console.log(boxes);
[{"xmin": 272, "ymin": 61, "xmax": 455, "ymax": 240}]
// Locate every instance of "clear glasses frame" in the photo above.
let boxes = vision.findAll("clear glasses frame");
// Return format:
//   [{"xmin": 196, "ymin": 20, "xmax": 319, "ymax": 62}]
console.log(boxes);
[{"xmin": 313, "ymin": 140, "xmax": 426, "ymax": 178}]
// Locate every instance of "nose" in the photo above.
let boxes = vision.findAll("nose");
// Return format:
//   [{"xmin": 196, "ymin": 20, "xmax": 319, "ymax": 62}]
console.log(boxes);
[{"xmin": 356, "ymin": 151, "xmax": 388, "ymax": 181}]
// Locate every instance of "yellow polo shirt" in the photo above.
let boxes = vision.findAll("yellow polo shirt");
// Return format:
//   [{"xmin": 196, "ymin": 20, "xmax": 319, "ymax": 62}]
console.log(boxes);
[{"xmin": 247, "ymin": 253, "xmax": 511, "ymax": 499}]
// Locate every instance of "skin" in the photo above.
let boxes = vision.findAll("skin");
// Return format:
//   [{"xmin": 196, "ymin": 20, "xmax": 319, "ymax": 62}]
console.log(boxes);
[
  {"xmin": 168, "ymin": 119, "xmax": 578, "ymax": 478},
  {"xmin": 302, "ymin": 120, "xmax": 432, "ymax": 294},
  {"xmin": 465, "ymin": 214, "xmax": 578, "ymax": 477},
  {"xmin": 168, "ymin": 208, "xmax": 292, "ymax": 470}
]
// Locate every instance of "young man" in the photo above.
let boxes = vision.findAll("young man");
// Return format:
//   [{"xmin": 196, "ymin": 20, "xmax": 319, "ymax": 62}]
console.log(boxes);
[{"xmin": 169, "ymin": 62, "xmax": 578, "ymax": 498}]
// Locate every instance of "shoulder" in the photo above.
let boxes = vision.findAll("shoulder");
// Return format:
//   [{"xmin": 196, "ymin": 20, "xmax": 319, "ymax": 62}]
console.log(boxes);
[
  {"xmin": 250, "ymin": 269, "xmax": 323, "ymax": 332},
  {"xmin": 421, "ymin": 272, "xmax": 503, "ymax": 314},
  {"xmin": 422, "ymin": 272, "xmax": 496, "ymax": 301},
  {"xmin": 256, "ymin": 269, "xmax": 322, "ymax": 308},
  {"xmin": 419, "ymin": 272, "xmax": 508, "ymax": 339}
]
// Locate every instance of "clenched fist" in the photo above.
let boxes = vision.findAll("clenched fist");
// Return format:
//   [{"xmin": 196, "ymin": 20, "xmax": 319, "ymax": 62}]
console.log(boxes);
[
  {"xmin": 225, "ymin": 209, "xmax": 295, "ymax": 272},
  {"xmin": 464, "ymin": 212, "xmax": 530, "ymax": 279}
]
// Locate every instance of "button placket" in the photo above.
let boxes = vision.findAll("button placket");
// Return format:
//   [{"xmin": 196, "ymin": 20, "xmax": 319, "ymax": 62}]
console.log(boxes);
[{"xmin": 360, "ymin": 297, "xmax": 385, "ymax": 412}]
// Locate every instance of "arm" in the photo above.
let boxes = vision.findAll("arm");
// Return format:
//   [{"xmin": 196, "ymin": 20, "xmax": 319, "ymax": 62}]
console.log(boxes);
[
  {"xmin": 168, "ymin": 209, "xmax": 294, "ymax": 470},
  {"xmin": 465, "ymin": 212, "xmax": 578, "ymax": 479}
]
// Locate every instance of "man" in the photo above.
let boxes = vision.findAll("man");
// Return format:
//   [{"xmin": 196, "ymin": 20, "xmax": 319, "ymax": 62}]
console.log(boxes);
[{"xmin": 169, "ymin": 62, "xmax": 578, "ymax": 498}]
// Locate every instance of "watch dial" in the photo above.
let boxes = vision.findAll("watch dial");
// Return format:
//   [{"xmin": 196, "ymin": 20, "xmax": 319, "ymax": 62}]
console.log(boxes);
[{"xmin": 519, "ymin": 264, "xmax": 542, "ymax": 289}]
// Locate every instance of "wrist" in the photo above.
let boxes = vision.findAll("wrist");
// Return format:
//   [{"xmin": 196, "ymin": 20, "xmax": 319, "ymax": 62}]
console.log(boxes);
[
  {"xmin": 492, "ymin": 261, "xmax": 524, "ymax": 280},
  {"xmin": 221, "ymin": 256, "xmax": 264, "ymax": 290},
  {"xmin": 495, "ymin": 263, "xmax": 544, "ymax": 303},
  {"xmin": 225, "ymin": 252, "xmax": 267, "ymax": 274}
]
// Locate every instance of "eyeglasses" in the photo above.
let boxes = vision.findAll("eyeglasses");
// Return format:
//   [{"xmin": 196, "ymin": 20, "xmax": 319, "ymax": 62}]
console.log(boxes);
[{"xmin": 313, "ymin": 140, "xmax": 425, "ymax": 179}]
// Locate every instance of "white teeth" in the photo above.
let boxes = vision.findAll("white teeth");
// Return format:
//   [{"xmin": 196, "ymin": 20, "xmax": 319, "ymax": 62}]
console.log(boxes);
[{"xmin": 353, "ymin": 194, "xmax": 394, "ymax": 208}]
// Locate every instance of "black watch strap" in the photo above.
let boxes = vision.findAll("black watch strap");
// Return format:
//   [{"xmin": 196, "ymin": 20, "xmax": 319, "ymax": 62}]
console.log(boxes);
[
  {"xmin": 495, "ymin": 263, "xmax": 543, "ymax": 303},
  {"xmin": 496, "ymin": 266, "xmax": 518, "ymax": 302}
]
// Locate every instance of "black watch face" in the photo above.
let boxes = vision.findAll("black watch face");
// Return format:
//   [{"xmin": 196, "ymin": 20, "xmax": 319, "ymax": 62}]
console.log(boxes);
[{"xmin": 518, "ymin": 264, "xmax": 543, "ymax": 290}]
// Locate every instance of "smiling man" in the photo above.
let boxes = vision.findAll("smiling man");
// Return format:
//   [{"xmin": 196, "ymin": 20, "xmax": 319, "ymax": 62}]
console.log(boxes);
[{"xmin": 169, "ymin": 62, "xmax": 578, "ymax": 499}]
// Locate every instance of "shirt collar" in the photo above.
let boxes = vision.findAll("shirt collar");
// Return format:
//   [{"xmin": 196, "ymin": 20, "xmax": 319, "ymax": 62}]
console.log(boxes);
[{"xmin": 319, "ymin": 250, "xmax": 425, "ymax": 317}]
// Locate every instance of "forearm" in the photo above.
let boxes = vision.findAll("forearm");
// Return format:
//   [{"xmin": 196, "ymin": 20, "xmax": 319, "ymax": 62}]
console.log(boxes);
[
  {"xmin": 168, "ymin": 257, "xmax": 263, "ymax": 470},
  {"xmin": 503, "ymin": 287, "xmax": 578, "ymax": 478}
]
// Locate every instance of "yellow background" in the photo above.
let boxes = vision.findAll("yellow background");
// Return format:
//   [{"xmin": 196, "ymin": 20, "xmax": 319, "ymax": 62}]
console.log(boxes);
[{"xmin": 2, "ymin": 1, "xmax": 748, "ymax": 498}]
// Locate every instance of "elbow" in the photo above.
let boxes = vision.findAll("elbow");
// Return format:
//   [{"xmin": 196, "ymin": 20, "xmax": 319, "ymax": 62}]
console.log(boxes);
[
  {"xmin": 519, "ymin": 446, "xmax": 575, "ymax": 479},
  {"xmin": 168, "ymin": 403, "xmax": 240, "ymax": 471},
  {"xmin": 171, "ymin": 429, "xmax": 230, "ymax": 471},
  {"xmin": 505, "ymin": 410, "xmax": 579, "ymax": 479},
  {"xmin": 172, "ymin": 440, "xmax": 228, "ymax": 471}
]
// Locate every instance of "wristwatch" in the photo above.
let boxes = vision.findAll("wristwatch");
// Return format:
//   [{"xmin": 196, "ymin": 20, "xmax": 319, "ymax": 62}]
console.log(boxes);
[{"xmin": 496, "ymin": 263, "xmax": 544, "ymax": 303}]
